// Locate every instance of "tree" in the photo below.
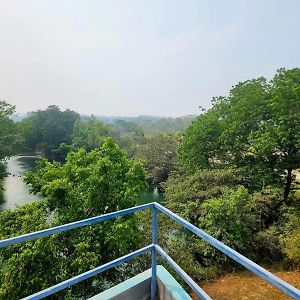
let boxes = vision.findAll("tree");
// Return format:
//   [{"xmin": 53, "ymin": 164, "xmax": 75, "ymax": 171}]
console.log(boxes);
[
  {"xmin": 162, "ymin": 168, "xmax": 284, "ymax": 282},
  {"xmin": 179, "ymin": 69, "xmax": 300, "ymax": 198},
  {"xmin": 72, "ymin": 116, "xmax": 110, "ymax": 151},
  {"xmin": 1, "ymin": 138, "xmax": 146, "ymax": 299},
  {"xmin": 0, "ymin": 101, "xmax": 22, "ymax": 178},
  {"xmin": 20, "ymin": 105, "xmax": 80, "ymax": 160},
  {"xmin": 178, "ymin": 109, "xmax": 224, "ymax": 170},
  {"xmin": 135, "ymin": 134, "xmax": 180, "ymax": 188},
  {"xmin": 179, "ymin": 78, "xmax": 269, "ymax": 171},
  {"xmin": 160, "ymin": 68, "xmax": 300, "ymax": 283},
  {"xmin": 251, "ymin": 68, "xmax": 300, "ymax": 199},
  {"xmin": 164, "ymin": 168, "xmax": 244, "ymax": 223},
  {"xmin": 109, "ymin": 120, "xmax": 146, "ymax": 157}
]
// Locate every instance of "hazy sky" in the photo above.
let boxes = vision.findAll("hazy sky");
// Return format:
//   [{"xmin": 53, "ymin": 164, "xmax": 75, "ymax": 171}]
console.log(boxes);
[{"xmin": 0, "ymin": 0, "xmax": 299, "ymax": 116}]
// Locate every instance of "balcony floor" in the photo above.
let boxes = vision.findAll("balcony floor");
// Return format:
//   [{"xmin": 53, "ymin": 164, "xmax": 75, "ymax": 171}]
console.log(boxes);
[{"xmin": 89, "ymin": 265, "xmax": 192, "ymax": 300}]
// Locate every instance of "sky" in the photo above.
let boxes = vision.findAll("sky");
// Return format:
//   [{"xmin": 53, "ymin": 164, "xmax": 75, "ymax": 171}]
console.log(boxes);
[{"xmin": 0, "ymin": 0, "xmax": 299, "ymax": 117}]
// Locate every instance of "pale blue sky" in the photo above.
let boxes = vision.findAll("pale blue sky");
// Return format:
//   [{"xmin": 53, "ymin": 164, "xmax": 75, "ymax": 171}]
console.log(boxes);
[{"xmin": 0, "ymin": 0, "xmax": 299, "ymax": 116}]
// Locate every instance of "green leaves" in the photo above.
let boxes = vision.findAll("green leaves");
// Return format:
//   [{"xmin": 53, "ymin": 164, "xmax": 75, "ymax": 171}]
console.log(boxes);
[
  {"xmin": 19, "ymin": 105, "xmax": 80, "ymax": 160},
  {"xmin": 164, "ymin": 168, "xmax": 244, "ymax": 222},
  {"xmin": 135, "ymin": 134, "xmax": 179, "ymax": 188},
  {"xmin": 162, "ymin": 69, "xmax": 300, "ymax": 281},
  {"xmin": 0, "ymin": 101, "xmax": 22, "ymax": 173},
  {"xmin": 199, "ymin": 187, "xmax": 255, "ymax": 251},
  {"xmin": 179, "ymin": 109, "xmax": 223, "ymax": 170},
  {"xmin": 72, "ymin": 116, "xmax": 110, "ymax": 151},
  {"xmin": 1, "ymin": 138, "xmax": 147, "ymax": 298},
  {"xmin": 179, "ymin": 68, "xmax": 300, "ymax": 197}
]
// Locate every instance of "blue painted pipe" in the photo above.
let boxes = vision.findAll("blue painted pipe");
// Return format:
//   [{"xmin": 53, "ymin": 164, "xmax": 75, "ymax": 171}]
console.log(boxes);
[
  {"xmin": 151, "ymin": 206, "xmax": 158, "ymax": 300},
  {"xmin": 1, "ymin": 202, "xmax": 299, "ymax": 299},
  {"xmin": 155, "ymin": 245, "xmax": 212, "ymax": 300},
  {"xmin": 0, "ymin": 202, "xmax": 154, "ymax": 248},
  {"xmin": 23, "ymin": 244, "xmax": 154, "ymax": 300},
  {"xmin": 155, "ymin": 202, "xmax": 300, "ymax": 300}
]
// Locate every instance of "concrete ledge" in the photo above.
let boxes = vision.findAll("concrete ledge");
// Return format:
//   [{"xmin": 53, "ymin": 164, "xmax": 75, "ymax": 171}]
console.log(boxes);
[
  {"xmin": 156, "ymin": 266, "xmax": 192, "ymax": 300},
  {"xmin": 89, "ymin": 265, "xmax": 192, "ymax": 300}
]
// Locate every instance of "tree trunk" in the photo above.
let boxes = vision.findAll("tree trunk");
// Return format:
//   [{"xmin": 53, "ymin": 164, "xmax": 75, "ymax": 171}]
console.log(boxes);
[{"xmin": 284, "ymin": 168, "xmax": 293, "ymax": 201}]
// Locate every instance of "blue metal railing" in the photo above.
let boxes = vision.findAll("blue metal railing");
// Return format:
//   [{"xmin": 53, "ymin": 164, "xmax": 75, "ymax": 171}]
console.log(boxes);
[{"xmin": 1, "ymin": 202, "xmax": 300, "ymax": 300}]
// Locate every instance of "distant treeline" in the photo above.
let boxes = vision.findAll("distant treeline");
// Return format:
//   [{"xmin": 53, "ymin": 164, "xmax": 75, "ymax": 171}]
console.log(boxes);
[
  {"xmin": 12, "ymin": 114, "xmax": 196, "ymax": 136},
  {"xmin": 97, "ymin": 115, "xmax": 196, "ymax": 135},
  {"xmin": 1, "ymin": 68, "xmax": 300, "ymax": 299}
]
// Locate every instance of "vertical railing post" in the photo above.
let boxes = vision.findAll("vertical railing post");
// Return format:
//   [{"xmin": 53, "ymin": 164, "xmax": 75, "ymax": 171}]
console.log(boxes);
[{"xmin": 151, "ymin": 205, "xmax": 158, "ymax": 300}]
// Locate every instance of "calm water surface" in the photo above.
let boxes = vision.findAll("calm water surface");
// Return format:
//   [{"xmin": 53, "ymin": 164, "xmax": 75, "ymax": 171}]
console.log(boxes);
[
  {"xmin": 138, "ymin": 186, "xmax": 164, "ymax": 205},
  {"xmin": 0, "ymin": 156, "xmax": 41, "ymax": 211},
  {"xmin": 0, "ymin": 156, "xmax": 163, "ymax": 211}
]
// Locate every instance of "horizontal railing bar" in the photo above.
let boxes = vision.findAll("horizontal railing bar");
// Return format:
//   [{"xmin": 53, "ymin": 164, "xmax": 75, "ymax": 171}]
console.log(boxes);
[
  {"xmin": 0, "ymin": 203, "xmax": 154, "ymax": 248},
  {"xmin": 1, "ymin": 201, "xmax": 300, "ymax": 299},
  {"xmin": 154, "ymin": 202, "xmax": 300, "ymax": 299},
  {"xmin": 22, "ymin": 244, "xmax": 154, "ymax": 300},
  {"xmin": 155, "ymin": 245, "xmax": 212, "ymax": 300}
]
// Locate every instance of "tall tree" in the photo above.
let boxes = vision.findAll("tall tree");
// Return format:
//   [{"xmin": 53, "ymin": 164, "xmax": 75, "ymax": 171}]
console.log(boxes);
[
  {"xmin": 0, "ymin": 101, "xmax": 22, "ymax": 177},
  {"xmin": 72, "ymin": 116, "xmax": 110, "ymax": 151},
  {"xmin": 21, "ymin": 105, "xmax": 80, "ymax": 160},
  {"xmin": 179, "ymin": 68, "xmax": 300, "ymax": 198},
  {"xmin": 135, "ymin": 134, "xmax": 179, "ymax": 188},
  {"xmin": 1, "ymin": 138, "xmax": 146, "ymax": 299},
  {"xmin": 178, "ymin": 108, "xmax": 224, "ymax": 170},
  {"xmin": 109, "ymin": 120, "xmax": 146, "ymax": 157},
  {"xmin": 251, "ymin": 68, "xmax": 300, "ymax": 199}
]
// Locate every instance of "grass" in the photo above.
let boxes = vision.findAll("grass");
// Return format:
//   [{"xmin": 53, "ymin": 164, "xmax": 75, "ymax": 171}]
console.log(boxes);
[{"xmin": 192, "ymin": 267, "xmax": 300, "ymax": 300}]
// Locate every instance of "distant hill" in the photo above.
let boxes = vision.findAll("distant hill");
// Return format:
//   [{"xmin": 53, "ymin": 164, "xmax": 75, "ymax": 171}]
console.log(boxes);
[
  {"xmin": 12, "ymin": 113, "xmax": 196, "ymax": 135},
  {"xmin": 96, "ymin": 115, "xmax": 196, "ymax": 135}
]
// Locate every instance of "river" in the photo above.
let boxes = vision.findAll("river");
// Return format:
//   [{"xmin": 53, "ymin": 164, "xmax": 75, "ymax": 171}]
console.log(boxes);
[
  {"xmin": 0, "ymin": 156, "xmax": 163, "ymax": 211},
  {"xmin": 0, "ymin": 156, "xmax": 42, "ymax": 211}
]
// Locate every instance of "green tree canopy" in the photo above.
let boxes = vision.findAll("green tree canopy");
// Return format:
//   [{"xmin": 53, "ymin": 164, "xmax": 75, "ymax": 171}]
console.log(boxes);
[
  {"xmin": 251, "ymin": 68, "xmax": 300, "ymax": 199},
  {"xmin": 1, "ymin": 138, "xmax": 146, "ymax": 299},
  {"xmin": 135, "ymin": 134, "xmax": 180, "ymax": 188},
  {"xmin": 20, "ymin": 105, "xmax": 80, "ymax": 160},
  {"xmin": 164, "ymin": 168, "xmax": 244, "ymax": 223},
  {"xmin": 109, "ymin": 120, "xmax": 146, "ymax": 157},
  {"xmin": 72, "ymin": 116, "xmax": 110, "ymax": 151},
  {"xmin": 0, "ymin": 101, "xmax": 22, "ymax": 178},
  {"xmin": 162, "ymin": 168, "xmax": 285, "ymax": 282},
  {"xmin": 179, "ymin": 68, "xmax": 300, "ymax": 198}
]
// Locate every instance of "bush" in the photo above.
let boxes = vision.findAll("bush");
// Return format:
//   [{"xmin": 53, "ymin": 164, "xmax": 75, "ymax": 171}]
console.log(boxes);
[
  {"xmin": 164, "ymin": 168, "xmax": 243, "ymax": 223},
  {"xmin": 278, "ymin": 205, "xmax": 300, "ymax": 264},
  {"xmin": 162, "ymin": 168, "xmax": 293, "ymax": 281},
  {"xmin": 1, "ymin": 138, "xmax": 147, "ymax": 299}
]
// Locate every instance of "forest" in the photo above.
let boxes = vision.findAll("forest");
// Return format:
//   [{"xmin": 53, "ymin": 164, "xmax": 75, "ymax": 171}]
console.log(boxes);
[{"xmin": 0, "ymin": 67, "xmax": 300, "ymax": 299}]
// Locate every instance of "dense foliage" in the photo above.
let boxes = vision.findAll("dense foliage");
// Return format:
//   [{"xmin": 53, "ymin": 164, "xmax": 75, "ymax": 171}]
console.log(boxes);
[
  {"xmin": 72, "ymin": 116, "xmax": 110, "ymax": 151},
  {"xmin": 135, "ymin": 134, "xmax": 179, "ymax": 188},
  {"xmin": 0, "ymin": 138, "xmax": 147, "ymax": 299},
  {"xmin": 20, "ymin": 105, "xmax": 80, "ymax": 160},
  {"xmin": 161, "ymin": 68, "xmax": 300, "ymax": 283},
  {"xmin": 99, "ymin": 115, "xmax": 195, "ymax": 135},
  {"xmin": 0, "ymin": 101, "xmax": 22, "ymax": 178},
  {"xmin": 162, "ymin": 168, "xmax": 298, "ymax": 283},
  {"xmin": 179, "ymin": 68, "xmax": 300, "ymax": 199},
  {"xmin": 1, "ymin": 67, "xmax": 300, "ymax": 298}
]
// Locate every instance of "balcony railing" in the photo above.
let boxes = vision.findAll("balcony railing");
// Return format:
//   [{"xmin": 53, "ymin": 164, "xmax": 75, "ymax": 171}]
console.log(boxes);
[{"xmin": 1, "ymin": 202, "xmax": 300, "ymax": 300}]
